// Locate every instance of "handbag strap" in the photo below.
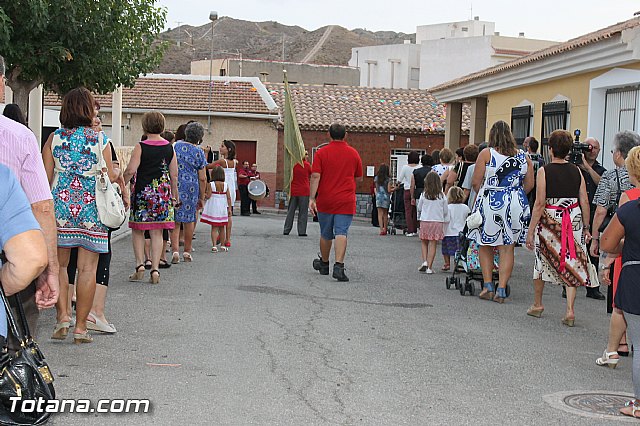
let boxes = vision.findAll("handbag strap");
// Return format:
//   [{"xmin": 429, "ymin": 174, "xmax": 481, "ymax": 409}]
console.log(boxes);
[{"xmin": 0, "ymin": 284, "xmax": 27, "ymax": 348}]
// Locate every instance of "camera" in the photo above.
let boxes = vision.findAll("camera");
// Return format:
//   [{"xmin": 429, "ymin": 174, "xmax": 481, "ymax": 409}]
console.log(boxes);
[{"xmin": 569, "ymin": 129, "xmax": 592, "ymax": 165}]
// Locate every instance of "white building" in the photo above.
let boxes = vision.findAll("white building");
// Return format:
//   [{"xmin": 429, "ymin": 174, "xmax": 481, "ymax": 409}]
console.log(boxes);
[{"xmin": 349, "ymin": 18, "xmax": 557, "ymax": 90}]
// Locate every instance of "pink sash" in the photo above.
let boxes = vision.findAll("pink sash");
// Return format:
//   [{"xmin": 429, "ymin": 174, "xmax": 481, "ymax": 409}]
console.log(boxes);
[{"xmin": 545, "ymin": 202, "xmax": 579, "ymax": 272}]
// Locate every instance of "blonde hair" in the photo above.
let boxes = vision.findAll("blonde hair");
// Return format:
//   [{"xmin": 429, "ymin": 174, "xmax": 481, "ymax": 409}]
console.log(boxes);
[
  {"xmin": 626, "ymin": 145, "xmax": 640, "ymax": 184},
  {"xmin": 423, "ymin": 171, "xmax": 443, "ymax": 200},
  {"xmin": 447, "ymin": 186, "xmax": 464, "ymax": 204},
  {"xmin": 439, "ymin": 148, "xmax": 454, "ymax": 164}
]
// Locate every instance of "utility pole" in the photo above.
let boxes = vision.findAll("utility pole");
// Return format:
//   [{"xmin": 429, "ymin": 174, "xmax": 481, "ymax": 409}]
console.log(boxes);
[
  {"xmin": 176, "ymin": 21, "xmax": 183, "ymax": 47},
  {"xmin": 281, "ymin": 34, "xmax": 285, "ymax": 61},
  {"xmin": 208, "ymin": 11, "xmax": 218, "ymax": 134}
]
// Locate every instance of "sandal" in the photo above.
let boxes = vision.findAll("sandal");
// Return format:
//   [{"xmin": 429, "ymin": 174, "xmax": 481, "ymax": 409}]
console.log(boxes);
[
  {"xmin": 493, "ymin": 287, "xmax": 507, "ymax": 304},
  {"xmin": 51, "ymin": 321, "xmax": 70, "ymax": 340},
  {"xmin": 561, "ymin": 317, "xmax": 575, "ymax": 327},
  {"xmin": 171, "ymin": 252, "xmax": 180, "ymax": 264},
  {"xmin": 73, "ymin": 330, "xmax": 93, "ymax": 344},
  {"xmin": 149, "ymin": 269, "xmax": 160, "ymax": 284},
  {"xmin": 441, "ymin": 265, "xmax": 450, "ymax": 271},
  {"xmin": 620, "ymin": 400, "xmax": 640, "ymax": 418},
  {"xmin": 479, "ymin": 283, "xmax": 495, "ymax": 301},
  {"xmin": 224, "ymin": 241, "xmax": 231, "ymax": 248},
  {"xmin": 159, "ymin": 259, "xmax": 171, "ymax": 269},
  {"xmin": 618, "ymin": 343, "xmax": 630, "ymax": 357},
  {"xmin": 595, "ymin": 350, "xmax": 619, "ymax": 369},
  {"xmin": 128, "ymin": 264, "xmax": 145, "ymax": 282},
  {"xmin": 211, "ymin": 246, "xmax": 218, "ymax": 253},
  {"xmin": 86, "ymin": 313, "xmax": 117, "ymax": 334},
  {"xmin": 183, "ymin": 252, "xmax": 192, "ymax": 262},
  {"xmin": 144, "ymin": 259, "xmax": 152, "ymax": 270},
  {"xmin": 220, "ymin": 246, "xmax": 229, "ymax": 252},
  {"xmin": 527, "ymin": 306, "xmax": 544, "ymax": 318}
]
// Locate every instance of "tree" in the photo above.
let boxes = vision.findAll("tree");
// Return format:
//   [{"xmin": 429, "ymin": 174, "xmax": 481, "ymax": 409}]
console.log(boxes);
[{"xmin": 0, "ymin": 0, "xmax": 167, "ymax": 113}]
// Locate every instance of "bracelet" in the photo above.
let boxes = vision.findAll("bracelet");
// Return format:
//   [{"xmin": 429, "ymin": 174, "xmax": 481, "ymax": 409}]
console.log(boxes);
[{"xmin": 600, "ymin": 264, "xmax": 611, "ymax": 271}]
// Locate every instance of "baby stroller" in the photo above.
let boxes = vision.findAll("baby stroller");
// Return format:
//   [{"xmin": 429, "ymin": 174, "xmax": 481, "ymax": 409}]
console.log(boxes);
[
  {"xmin": 445, "ymin": 227, "xmax": 511, "ymax": 297},
  {"xmin": 387, "ymin": 186, "xmax": 406, "ymax": 235}
]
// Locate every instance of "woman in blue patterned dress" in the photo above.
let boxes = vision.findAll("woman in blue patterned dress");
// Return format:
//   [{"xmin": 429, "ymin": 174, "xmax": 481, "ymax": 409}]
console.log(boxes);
[
  {"xmin": 42, "ymin": 87, "xmax": 117, "ymax": 344},
  {"xmin": 469, "ymin": 120, "xmax": 534, "ymax": 303},
  {"xmin": 171, "ymin": 122, "xmax": 207, "ymax": 263}
]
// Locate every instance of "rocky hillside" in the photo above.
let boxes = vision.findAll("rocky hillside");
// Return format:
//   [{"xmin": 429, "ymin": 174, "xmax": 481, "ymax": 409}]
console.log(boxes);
[{"xmin": 155, "ymin": 17, "xmax": 414, "ymax": 74}]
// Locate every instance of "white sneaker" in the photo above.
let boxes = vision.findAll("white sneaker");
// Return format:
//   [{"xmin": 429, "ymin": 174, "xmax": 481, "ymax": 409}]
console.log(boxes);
[
  {"xmin": 425, "ymin": 268, "xmax": 434, "ymax": 274},
  {"xmin": 406, "ymin": 232, "xmax": 415, "ymax": 237},
  {"xmin": 419, "ymin": 262, "xmax": 428, "ymax": 272}
]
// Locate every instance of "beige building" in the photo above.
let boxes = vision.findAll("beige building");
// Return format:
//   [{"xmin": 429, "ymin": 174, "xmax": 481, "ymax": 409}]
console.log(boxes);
[
  {"xmin": 431, "ymin": 16, "xmax": 640, "ymax": 171},
  {"xmin": 191, "ymin": 58, "xmax": 359, "ymax": 86}
]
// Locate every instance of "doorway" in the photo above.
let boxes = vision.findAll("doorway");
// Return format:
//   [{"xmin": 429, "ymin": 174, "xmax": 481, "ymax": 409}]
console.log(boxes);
[{"xmin": 234, "ymin": 140, "xmax": 257, "ymax": 165}]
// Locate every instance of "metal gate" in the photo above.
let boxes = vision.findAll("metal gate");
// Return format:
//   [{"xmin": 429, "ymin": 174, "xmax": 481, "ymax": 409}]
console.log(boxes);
[{"xmin": 603, "ymin": 86, "xmax": 639, "ymax": 170}]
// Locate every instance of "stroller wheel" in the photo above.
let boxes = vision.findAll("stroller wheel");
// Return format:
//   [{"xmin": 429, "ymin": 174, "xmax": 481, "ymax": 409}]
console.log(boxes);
[
  {"xmin": 445, "ymin": 277, "xmax": 451, "ymax": 290},
  {"xmin": 459, "ymin": 280, "xmax": 466, "ymax": 296},
  {"xmin": 506, "ymin": 284, "xmax": 511, "ymax": 298},
  {"xmin": 468, "ymin": 282, "xmax": 476, "ymax": 296},
  {"xmin": 452, "ymin": 277, "xmax": 459, "ymax": 290}
]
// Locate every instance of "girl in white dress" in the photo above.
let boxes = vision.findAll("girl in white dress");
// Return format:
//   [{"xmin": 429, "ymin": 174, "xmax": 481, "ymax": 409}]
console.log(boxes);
[
  {"xmin": 207, "ymin": 140, "xmax": 237, "ymax": 247},
  {"xmin": 201, "ymin": 166, "xmax": 232, "ymax": 252}
]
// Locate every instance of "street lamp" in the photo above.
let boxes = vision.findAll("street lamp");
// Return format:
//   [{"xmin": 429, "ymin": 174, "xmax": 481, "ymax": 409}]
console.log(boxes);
[{"xmin": 207, "ymin": 11, "xmax": 218, "ymax": 134}]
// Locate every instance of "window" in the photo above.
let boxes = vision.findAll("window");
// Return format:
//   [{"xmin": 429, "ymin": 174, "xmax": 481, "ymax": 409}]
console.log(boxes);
[
  {"xmin": 510, "ymin": 105, "xmax": 532, "ymax": 147},
  {"xmin": 219, "ymin": 69, "xmax": 226, "ymax": 76},
  {"xmin": 541, "ymin": 100, "xmax": 569, "ymax": 162},
  {"xmin": 390, "ymin": 149, "xmax": 426, "ymax": 183},
  {"xmin": 410, "ymin": 68, "xmax": 420, "ymax": 81}
]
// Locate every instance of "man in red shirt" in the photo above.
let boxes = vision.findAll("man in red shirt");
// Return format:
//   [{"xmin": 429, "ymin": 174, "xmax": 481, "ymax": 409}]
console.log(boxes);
[
  {"xmin": 237, "ymin": 160, "xmax": 252, "ymax": 216},
  {"xmin": 249, "ymin": 163, "xmax": 262, "ymax": 214},
  {"xmin": 284, "ymin": 151, "xmax": 312, "ymax": 236},
  {"xmin": 310, "ymin": 123, "xmax": 363, "ymax": 282}
]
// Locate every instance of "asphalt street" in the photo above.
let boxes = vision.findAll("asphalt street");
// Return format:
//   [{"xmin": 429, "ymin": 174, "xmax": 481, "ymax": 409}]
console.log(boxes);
[{"xmin": 38, "ymin": 214, "xmax": 632, "ymax": 425}]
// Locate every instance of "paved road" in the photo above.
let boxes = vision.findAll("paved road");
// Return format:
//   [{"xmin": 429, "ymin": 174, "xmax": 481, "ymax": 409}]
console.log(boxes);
[{"xmin": 39, "ymin": 214, "xmax": 631, "ymax": 425}]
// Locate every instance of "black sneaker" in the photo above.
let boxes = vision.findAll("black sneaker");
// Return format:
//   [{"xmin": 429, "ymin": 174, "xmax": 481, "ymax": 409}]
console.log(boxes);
[
  {"xmin": 586, "ymin": 287, "xmax": 606, "ymax": 300},
  {"xmin": 312, "ymin": 257, "xmax": 329, "ymax": 275},
  {"xmin": 332, "ymin": 263, "xmax": 349, "ymax": 282},
  {"xmin": 562, "ymin": 286, "xmax": 566, "ymax": 299}
]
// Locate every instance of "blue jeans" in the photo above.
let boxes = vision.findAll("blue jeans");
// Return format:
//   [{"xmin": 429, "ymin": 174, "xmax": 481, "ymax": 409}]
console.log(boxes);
[{"xmin": 317, "ymin": 212, "xmax": 353, "ymax": 240}]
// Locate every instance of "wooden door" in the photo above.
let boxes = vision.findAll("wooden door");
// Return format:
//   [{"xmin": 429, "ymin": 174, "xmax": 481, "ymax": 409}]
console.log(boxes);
[{"xmin": 233, "ymin": 140, "xmax": 257, "ymax": 165}]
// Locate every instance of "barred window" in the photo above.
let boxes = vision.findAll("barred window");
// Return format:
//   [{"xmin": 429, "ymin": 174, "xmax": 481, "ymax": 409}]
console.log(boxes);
[{"xmin": 510, "ymin": 105, "xmax": 532, "ymax": 147}]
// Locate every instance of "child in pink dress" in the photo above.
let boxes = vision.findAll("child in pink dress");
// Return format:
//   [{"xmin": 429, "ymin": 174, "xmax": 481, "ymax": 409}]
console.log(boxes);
[{"xmin": 417, "ymin": 171, "xmax": 449, "ymax": 274}]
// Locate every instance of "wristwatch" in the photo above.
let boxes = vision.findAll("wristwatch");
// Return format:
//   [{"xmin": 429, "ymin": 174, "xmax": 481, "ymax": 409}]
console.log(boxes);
[{"xmin": 600, "ymin": 263, "xmax": 611, "ymax": 271}]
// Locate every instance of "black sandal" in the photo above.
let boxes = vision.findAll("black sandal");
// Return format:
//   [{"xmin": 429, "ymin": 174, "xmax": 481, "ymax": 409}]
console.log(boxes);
[
  {"xmin": 159, "ymin": 259, "xmax": 171, "ymax": 269},
  {"xmin": 618, "ymin": 343, "xmax": 630, "ymax": 357},
  {"xmin": 129, "ymin": 264, "xmax": 145, "ymax": 282},
  {"xmin": 149, "ymin": 269, "xmax": 160, "ymax": 284},
  {"xmin": 144, "ymin": 259, "xmax": 152, "ymax": 270}
]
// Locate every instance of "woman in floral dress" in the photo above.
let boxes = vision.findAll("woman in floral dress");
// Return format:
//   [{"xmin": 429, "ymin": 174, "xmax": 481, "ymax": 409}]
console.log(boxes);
[
  {"xmin": 42, "ymin": 87, "xmax": 117, "ymax": 344},
  {"xmin": 124, "ymin": 112, "xmax": 179, "ymax": 284},
  {"xmin": 170, "ymin": 122, "xmax": 207, "ymax": 263}
]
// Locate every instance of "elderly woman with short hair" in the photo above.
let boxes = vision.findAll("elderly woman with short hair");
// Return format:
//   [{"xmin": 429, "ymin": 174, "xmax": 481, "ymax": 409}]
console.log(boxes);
[
  {"xmin": 525, "ymin": 130, "xmax": 592, "ymax": 325},
  {"xmin": 171, "ymin": 122, "xmax": 208, "ymax": 263}
]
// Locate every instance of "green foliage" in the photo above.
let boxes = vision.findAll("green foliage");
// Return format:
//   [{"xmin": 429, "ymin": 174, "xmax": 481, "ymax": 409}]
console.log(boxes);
[{"xmin": 0, "ymin": 0, "xmax": 167, "ymax": 95}]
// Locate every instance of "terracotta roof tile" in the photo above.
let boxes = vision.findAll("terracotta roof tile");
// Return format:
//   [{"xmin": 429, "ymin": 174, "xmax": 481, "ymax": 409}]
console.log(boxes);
[
  {"xmin": 44, "ymin": 76, "xmax": 274, "ymax": 115},
  {"xmin": 266, "ymin": 83, "xmax": 470, "ymax": 134},
  {"xmin": 432, "ymin": 16, "xmax": 640, "ymax": 92}
]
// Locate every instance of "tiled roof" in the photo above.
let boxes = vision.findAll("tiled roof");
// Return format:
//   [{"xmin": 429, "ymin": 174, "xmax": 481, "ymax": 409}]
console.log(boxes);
[
  {"xmin": 44, "ymin": 76, "xmax": 275, "ymax": 115},
  {"xmin": 432, "ymin": 16, "xmax": 640, "ymax": 92},
  {"xmin": 266, "ymin": 83, "xmax": 470, "ymax": 134}
]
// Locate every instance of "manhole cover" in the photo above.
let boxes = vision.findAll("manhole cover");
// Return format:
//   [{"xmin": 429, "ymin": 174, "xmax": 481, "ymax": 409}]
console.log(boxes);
[
  {"xmin": 564, "ymin": 393, "xmax": 631, "ymax": 415},
  {"xmin": 544, "ymin": 390, "xmax": 636, "ymax": 422}
]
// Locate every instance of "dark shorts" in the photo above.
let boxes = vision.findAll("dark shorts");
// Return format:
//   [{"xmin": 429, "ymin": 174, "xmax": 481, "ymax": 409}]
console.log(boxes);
[
  {"xmin": 441, "ymin": 235, "xmax": 460, "ymax": 256},
  {"xmin": 317, "ymin": 212, "xmax": 353, "ymax": 240}
]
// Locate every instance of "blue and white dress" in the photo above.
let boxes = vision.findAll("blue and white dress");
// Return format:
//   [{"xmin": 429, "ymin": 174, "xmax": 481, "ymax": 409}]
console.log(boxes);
[{"xmin": 468, "ymin": 148, "xmax": 530, "ymax": 246}]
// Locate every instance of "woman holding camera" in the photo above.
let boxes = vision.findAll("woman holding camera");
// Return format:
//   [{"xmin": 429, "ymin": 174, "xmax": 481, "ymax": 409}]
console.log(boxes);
[{"xmin": 526, "ymin": 130, "xmax": 593, "ymax": 326}]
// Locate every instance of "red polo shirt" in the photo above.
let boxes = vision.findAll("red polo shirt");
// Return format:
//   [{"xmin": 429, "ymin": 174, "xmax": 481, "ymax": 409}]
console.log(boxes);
[
  {"xmin": 312, "ymin": 140, "xmax": 363, "ymax": 215},
  {"xmin": 237, "ymin": 166, "xmax": 250, "ymax": 186},
  {"xmin": 291, "ymin": 161, "xmax": 312, "ymax": 197}
]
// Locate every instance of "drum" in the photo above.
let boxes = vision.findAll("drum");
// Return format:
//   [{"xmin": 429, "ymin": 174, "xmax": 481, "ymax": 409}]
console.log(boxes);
[{"xmin": 248, "ymin": 179, "xmax": 267, "ymax": 200}]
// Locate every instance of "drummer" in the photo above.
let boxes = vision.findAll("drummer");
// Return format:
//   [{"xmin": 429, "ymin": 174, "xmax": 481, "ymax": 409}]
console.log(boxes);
[
  {"xmin": 250, "ymin": 163, "xmax": 261, "ymax": 215},
  {"xmin": 237, "ymin": 160, "xmax": 252, "ymax": 216}
]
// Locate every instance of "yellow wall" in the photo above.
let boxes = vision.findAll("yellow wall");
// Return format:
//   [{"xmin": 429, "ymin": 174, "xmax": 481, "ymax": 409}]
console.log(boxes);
[{"xmin": 485, "ymin": 62, "xmax": 640, "ymax": 140}]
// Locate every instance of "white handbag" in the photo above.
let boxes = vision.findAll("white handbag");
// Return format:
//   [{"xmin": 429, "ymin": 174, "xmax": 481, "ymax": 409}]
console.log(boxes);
[
  {"xmin": 466, "ymin": 211, "xmax": 483, "ymax": 229},
  {"xmin": 94, "ymin": 134, "xmax": 126, "ymax": 229}
]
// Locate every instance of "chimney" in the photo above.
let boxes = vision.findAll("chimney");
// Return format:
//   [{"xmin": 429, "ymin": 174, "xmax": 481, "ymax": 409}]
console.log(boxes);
[
  {"xmin": 519, "ymin": 32, "xmax": 525, "ymax": 37},
  {"xmin": 474, "ymin": 16, "xmax": 479, "ymax": 21},
  {"xmin": 404, "ymin": 39, "xmax": 411, "ymax": 44}
]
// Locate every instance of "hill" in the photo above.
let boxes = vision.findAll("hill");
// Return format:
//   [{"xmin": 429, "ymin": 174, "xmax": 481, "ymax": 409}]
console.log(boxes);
[{"xmin": 155, "ymin": 17, "xmax": 414, "ymax": 74}]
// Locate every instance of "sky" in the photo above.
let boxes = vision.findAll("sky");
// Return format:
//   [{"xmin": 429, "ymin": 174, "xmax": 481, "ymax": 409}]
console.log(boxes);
[{"xmin": 155, "ymin": 0, "xmax": 639, "ymax": 42}]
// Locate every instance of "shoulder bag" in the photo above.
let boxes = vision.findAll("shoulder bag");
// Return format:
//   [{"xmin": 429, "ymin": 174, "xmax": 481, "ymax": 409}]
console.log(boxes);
[
  {"xmin": 95, "ymin": 134, "xmax": 126, "ymax": 229},
  {"xmin": 0, "ymin": 282, "xmax": 55, "ymax": 425},
  {"xmin": 598, "ymin": 169, "xmax": 621, "ymax": 233}
]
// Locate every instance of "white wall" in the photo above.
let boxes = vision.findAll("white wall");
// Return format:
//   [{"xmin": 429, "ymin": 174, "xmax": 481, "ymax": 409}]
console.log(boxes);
[
  {"xmin": 420, "ymin": 36, "xmax": 494, "ymax": 89},
  {"xmin": 349, "ymin": 44, "xmax": 421, "ymax": 89},
  {"xmin": 416, "ymin": 20, "xmax": 495, "ymax": 43}
]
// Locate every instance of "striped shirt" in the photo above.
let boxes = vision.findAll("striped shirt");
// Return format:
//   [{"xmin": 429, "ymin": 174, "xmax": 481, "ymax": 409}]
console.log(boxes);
[
  {"xmin": 593, "ymin": 166, "xmax": 633, "ymax": 210},
  {"xmin": 0, "ymin": 115, "xmax": 52, "ymax": 204}
]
